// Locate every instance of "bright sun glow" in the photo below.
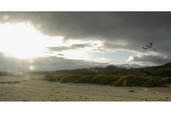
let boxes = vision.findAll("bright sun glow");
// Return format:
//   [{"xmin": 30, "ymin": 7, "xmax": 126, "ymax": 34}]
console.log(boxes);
[
  {"xmin": 0, "ymin": 22, "xmax": 107, "ymax": 63},
  {"xmin": 0, "ymin": 22, "xmax": 64, "ymax": 59}
]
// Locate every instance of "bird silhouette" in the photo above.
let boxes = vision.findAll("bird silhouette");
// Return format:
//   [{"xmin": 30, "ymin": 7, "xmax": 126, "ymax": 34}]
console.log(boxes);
[{"xmin": 142, "ymin": 42, "xmax": 156, "ymax": 50}]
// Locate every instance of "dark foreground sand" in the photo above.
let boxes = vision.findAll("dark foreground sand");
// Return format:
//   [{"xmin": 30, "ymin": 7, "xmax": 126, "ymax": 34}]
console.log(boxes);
[{"xmin": 0, "ymin": 75, "xmax": 170, "ymax": 101}]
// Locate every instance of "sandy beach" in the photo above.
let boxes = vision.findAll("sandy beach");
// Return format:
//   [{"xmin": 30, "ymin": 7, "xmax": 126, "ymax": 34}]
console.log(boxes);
[{"xmin": 0, "ymin": 75, "xmax": 170, "ymax": 101}]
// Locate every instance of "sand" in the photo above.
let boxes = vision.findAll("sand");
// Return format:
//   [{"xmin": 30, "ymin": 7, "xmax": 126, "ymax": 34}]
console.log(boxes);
[{"xmin": 0, "ymin": 75, "xmax": 170, "ymax": 101}]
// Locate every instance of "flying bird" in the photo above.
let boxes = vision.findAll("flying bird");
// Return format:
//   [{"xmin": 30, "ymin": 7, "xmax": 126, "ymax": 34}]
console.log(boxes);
[
  {"xmin": 149, "ymin": 42, "xmax": 152, "ymax": 45},
  {"xmin": 149, "ymin": 42, "xmax": 153, "ymax": 48},
  {"xmin": 146, "ymin": 45, "xmax": 151, "ymax": 48},
  {"xmin": 142, "ymin": 42, "xmax": 156, "ymax": 51}
]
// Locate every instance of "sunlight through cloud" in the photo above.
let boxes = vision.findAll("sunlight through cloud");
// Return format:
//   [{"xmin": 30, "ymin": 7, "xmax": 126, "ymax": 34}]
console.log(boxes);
[{"xmin": 0, "ymin": 22, "xmax": 64, "ymax": 59}]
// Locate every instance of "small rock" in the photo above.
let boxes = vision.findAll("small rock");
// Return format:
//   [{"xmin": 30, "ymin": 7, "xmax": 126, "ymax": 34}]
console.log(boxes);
[
  {"xmin": 23, "ymin": 100, "xmax": 29, "ymax": 101},
  {"xmin": 129, "ymin": 90, "xmax": 135, "ymax": 92},
  {"xmin": 85, "ymin": 97, "xmax": 88, "ymax": 99}
]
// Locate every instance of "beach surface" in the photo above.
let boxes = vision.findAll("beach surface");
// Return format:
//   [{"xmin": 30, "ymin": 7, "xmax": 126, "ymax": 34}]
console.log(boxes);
[{"xmin": 0, "ymin": 74, "xmax": 170, "ymax": 101}]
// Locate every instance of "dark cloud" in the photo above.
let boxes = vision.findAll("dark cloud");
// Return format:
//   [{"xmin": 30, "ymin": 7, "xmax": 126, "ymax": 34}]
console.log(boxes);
[
  {"xmin": 71, "ymin": 44, "xmax": 91, "ymax": 48},
  {"xmin": 130, "ymin": 55, "xmax": 171, "ymax": 66},
  {"xmin": 0, "ymin": 12, "xmax": 171, "ymax": 66},
  {"xmin": 48, "ymin": 43, "xmax": 91, "ymax": 51},
  {"xmin": 1, "ymin": 12, "xmax": 171, "ymax": 41}
]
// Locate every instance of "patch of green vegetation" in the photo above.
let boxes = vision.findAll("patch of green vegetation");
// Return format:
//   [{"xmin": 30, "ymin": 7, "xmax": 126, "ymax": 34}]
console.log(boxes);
[
  {"xmin": 44, "ymin": 75, "xmax": 58, "ymax": 81},
  {"xmin": 45, "ymin": 72, "xmax": 171, "ymax": 87},
  {"xmin": 43, "ymin": 63, "xmax": 171, "ymax": 87},
  {"xmin": 0, "ymin": 72, "xmax": 24, "ymax": 76},
  {"xmin": 114, "ymin": 75, "xmax": 169, "ymax": 87},
  {"xmin": 0, "ymin": 72, "xmax": 9, "ymax": 76},
  {"xmin": 91, "ymin": 75, "xmax": 119, "ymax": 85}
]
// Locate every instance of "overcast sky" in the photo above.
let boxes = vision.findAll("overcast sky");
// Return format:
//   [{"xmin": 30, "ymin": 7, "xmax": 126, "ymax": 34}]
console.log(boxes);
[{"xmin": 0, "ymin": 12, "xmax": 171, "ymax": 71}]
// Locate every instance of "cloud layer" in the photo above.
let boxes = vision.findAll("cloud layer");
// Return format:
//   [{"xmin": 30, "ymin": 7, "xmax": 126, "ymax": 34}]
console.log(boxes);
[
  {"xmin": 0, "ymin": 53, "xmax": 108, "ymax": 71},
  {"xmin": 0, "ymin": 12, "xmax": 171, "ymax": 70}
]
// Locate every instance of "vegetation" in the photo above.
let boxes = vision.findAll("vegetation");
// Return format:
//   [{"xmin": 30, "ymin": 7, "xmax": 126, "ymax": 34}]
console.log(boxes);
[
  {"xmin": 44, "ymin": 63, "xmax": 171, "ymax": 87},
  {"xmin": 0, "ymin": 72, "xmax": 23, "ymax": 76}
]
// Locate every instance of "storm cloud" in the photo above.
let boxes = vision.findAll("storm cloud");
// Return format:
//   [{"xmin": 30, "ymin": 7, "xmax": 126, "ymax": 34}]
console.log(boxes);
[
  {"xmin": 48, "ymin": 43, "xmax": 91, "ymax": 51},
  {"xmin": 0, "ymin": 12, "xmax": 171, "ymax": 70}
]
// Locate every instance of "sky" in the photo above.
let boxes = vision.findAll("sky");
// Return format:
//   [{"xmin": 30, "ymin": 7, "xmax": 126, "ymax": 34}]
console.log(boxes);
[{"xmin": 0, "ymin": 12, "xmax": 171, "ymax": 71}]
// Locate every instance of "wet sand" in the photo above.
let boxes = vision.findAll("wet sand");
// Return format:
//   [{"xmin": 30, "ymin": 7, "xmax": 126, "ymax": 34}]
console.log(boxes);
[{"xmin": 0, "ymin": 75, "xmax": 170, "ymax": 101}]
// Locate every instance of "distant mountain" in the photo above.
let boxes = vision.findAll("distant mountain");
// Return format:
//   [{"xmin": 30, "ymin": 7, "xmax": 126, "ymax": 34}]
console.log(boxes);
[
  {"xmin": 51, "ymin": 63, "xmax": 171, "ymax": 87},
  {"xmin": 139, "ymin": 63, "xmax": 171, "ymax": 77},
  {"xmin": 116, "ymin": 64, "xmax": 143, "ymax": 69},
  {"xmin": 55, "ymin": 63, "xmax": 171, "ymax": 77},
  {"xmin": 105, "ymin": 65, "xmax": 118, "ymax": 70},
  {"xmin": 157, "ymin": 63, "xmax": 171, "ymax": 69}
]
